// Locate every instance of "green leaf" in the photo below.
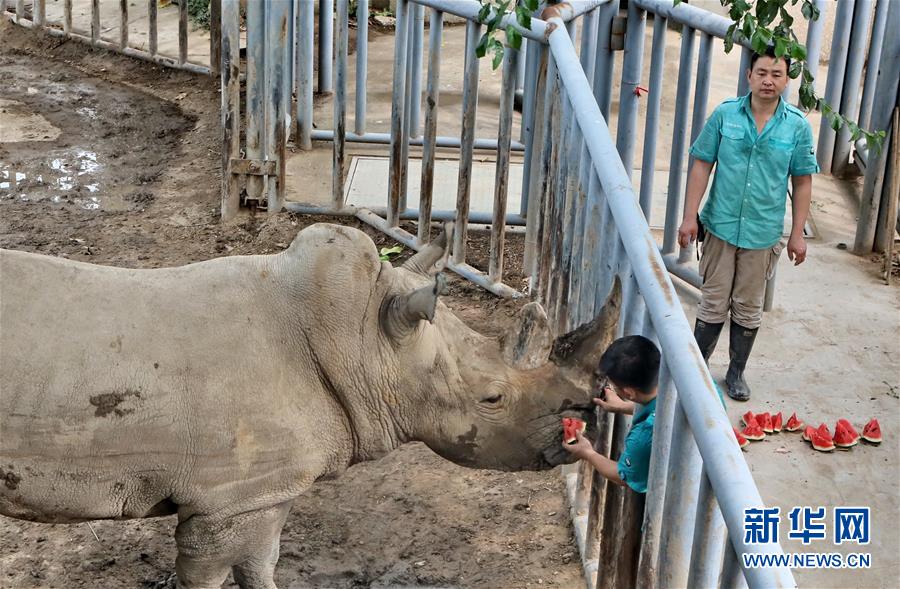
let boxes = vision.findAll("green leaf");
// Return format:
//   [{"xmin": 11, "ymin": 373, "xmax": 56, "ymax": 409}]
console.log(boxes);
[
  {"xmin": 475, "ymin": 32, "xmax": 490, "ymax": 58},
  {"xmin": 775, "ymin": 37, "xmax": 788, "ymax": 58},
  {"xmin": 492, "ymin": 44, "xmax": 504, "ymax": 70},
  {"xmin": 742, "ymin": 16, "xmax": 756, "ymax": 40},
  {"xmin": 829, "ymin": 114, "xmax": 843, "ymax": 132},
  {"xmin": 515, "ymin": 6, "xmax": 532, "ymax": 30},
  {"xmin": 724, "ymin": 23, "xmax": 736, "ymax": 53},
  {"xmin": 790, "ymin": 42, "xmax": 807, "ymax": 60},
  {"xmin": 478, "ymin": 3, "xmax": 491, "ymax": 24},
  {"xmin": 780, "ymin": 7, "xmax": 794, "ymax": 28},
  {"xmin": 506, "ymin": 25, "xmax": 522, "ymax": 50},
  {"xmin": 751, "ymin": 30, "xmax": 769, "ymax": 54},
  {"xmin": 801, "ymin": 0, "xmax": 813, "ymax": 20},
  {"xmin": 674, "ymin": 0, "xmax": 683, "ymax": 5},
  {"xmin": 788, "ymin": 59, "xmax": 802, "ymax": 79},
  {"xmin": 526, "ymin": 0, "xmax": 539, "ymax": 11}
]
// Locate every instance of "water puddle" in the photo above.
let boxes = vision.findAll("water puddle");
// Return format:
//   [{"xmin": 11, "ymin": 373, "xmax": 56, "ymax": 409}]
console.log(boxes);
[{"xmin": 1, "ymin": 149, "xmax": 105, "ymax": 210}]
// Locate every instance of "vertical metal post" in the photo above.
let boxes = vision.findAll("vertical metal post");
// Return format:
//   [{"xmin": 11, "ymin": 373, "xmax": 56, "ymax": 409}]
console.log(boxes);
[
  {"xmin": 662, "ymin": 26, "xmax": 696, "ymax": 255},
  {"xmin": 399, "ymin": 7, "xmax": 418, "ymax": 211},
  {"xmin": 859, "ymin": 0, "xmax": 888, "ymax": 130},
  {"xmin": 686, "ymin": 466, "xmax": 728, "ymax": 588},
  {"xmin": 387, "ymin": 0, "xmax": 409, "ymax": 227},
  {"xmin": 452, "ymin": 20, "xmax": 481, "ymax": 265},
  {"xmin": 639, "ymin": 15, "xmax": 667, "ymax": 221},
  {"xmin": 333, "ymin": 0, "xmax": 349, "ymax": 209},
  {"xmin": 817, "ymin": 0, "xmax": 855, "ymax": 174},
  {"xmin": 801, "ymin": 0, "xmax": 829, "ymax": 105},
  {"xmin": 119, "ymin": 0, "xmax": 128, "ymax": 49},
  {"xmin": 354, "ymin": 0, "xmax": 369, "ymax": 135},
  {"xmin": 148, "ymin": 0, "xmax": 157, "ymax": 56},
  {"xmin": 419, "ymin": 8, "xmax": 442, "ymax": 245},
  {"xmin": 34, "ymin": 0, "xmax": 44, "ymax": 27},
  {"xmin": 297, "ymin": 0, "xmax": 314, "ymax": 150},
  {"xmin": 595, "ymin": 413, "xmax": 631, "ymax": 589},
  {"xmin": 318, "ymin": 0, "xmax": 334, "ymax": 93},
  {"xmin": 833, "ymin": 0, "xmax": 874, "ymax": 176},
  {"xmin": 592, "ymin": 0, "xmax": 617, "ymax": 119},
  {"xmin": 524, "ymin": 46, "xmax": 550, "ymax": 280},
  {"xmin": 547, "ymin": 86, "xmax": 574, "ymax": 323},
  {"xmin": 616, "ymin": 490, "xmax": 646, "ymax": 589},
  {"xmin": 210, "ymin": 0, "xmax": 222, "ymax": 77},
  {"xmin": 720, "ymin": 541, "xmax": 749, "ymax": 589},
  {"xmin": 736, "ymin": 45, "xmax": 751, "ymax": 96},
  {"xmin": 616, "ymin": 0, "xmax": 646, "ymax": 176},
  {"xmin": 635, "ymin": 359, "xmax": 674, "ymax": 588},
  {"xmin": 520, "ymin": 34, "xmax": 540, "ymax": 216},
  {"xmin": 584, "ymin": 408, "xmax": 614, "ymax": 566},
  {"xmin": 266, "ymin": 0, "xmax": 290, "ymax": 214},
  {"xmin": 221, "ymin": 0, "xmax": 241, "ymax": 221},
  {"xmin": 245, "ymin": 0, "xmax": 266, "ymax": 204},
  {"xmin": 407, "ymin": 4, "xmax": 424, "ymax": 139},
  {"xmin": 489, "ymin": 46, "xmax": 519, "ymax": 283},
  {"xmin": 91, "ymin": 0, "xmax": 99, "ymax": 45},
  {"xmin": 533, "ymin": 59, "xmax": 561, "ymax": 301},
  {"xmin": 179, "ymin": 0, "xmax": 188, "ymax": 65},
  {"xmin": 64, "ymin": 0, "xmax": 72, "ymax": 34},
  {"xmin": 657, "ymin": 402, "xmax": 703, "ymax": 589},
  {"xmin": 579, "ymin": 7, "xmax": 597, "ymax": 84}
]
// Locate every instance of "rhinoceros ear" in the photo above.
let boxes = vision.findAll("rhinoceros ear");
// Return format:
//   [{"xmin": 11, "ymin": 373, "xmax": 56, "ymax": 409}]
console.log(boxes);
[
  {"xmin": 381, "ymin": 273, "xmax": 449, "ymax": 342},
  {"xmin": 401, "ymin": 222, "xmax": 454, "ymax": 276},
  {"xmin": 501, "ymin": 302, "xmax": 554, "ymax": 370},
  {"xmin": 549, "ymin": 276, "xmax": 622, "ymax": 373}
]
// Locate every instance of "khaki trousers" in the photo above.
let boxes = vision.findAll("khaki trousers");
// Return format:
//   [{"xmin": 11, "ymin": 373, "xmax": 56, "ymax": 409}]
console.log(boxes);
[{"xmin": 697, "ymin": 233, "xmax": 783, "ymax": 329}]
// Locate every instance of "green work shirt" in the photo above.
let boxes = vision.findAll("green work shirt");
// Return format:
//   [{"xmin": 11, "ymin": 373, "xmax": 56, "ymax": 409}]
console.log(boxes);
[
  {"xmin": 689, "ymin": 94, "xmax": 820, "ymax": 250},
  {"xmin": 617, "ymin": 397, "xmax": 656, "ymax": 494}
]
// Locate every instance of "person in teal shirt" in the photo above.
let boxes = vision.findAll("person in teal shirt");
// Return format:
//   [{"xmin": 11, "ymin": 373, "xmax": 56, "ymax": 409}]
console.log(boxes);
[
  {"xmin": 677, "ymin": 46, "xmax": 819, "ymax": 402},
  {"xmin": 562, "ymin": 336, "xmax": 660, "ymax": 494}
]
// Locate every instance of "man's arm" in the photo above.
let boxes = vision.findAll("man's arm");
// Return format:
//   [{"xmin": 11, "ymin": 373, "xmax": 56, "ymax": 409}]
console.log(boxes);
[
  {"xmin": 678, "ymin": 159, "xmax": 715, "ymax": 248},
  {"xmin": 788, "ymin": 174, "xmax": 812, "ymax": 265},
  {"xmin": 562, "ymin": 433, "xmax": 626, "ymax": 487}
]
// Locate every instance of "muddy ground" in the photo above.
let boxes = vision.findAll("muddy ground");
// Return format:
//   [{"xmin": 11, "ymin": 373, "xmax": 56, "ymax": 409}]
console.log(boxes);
[{"xmin": 0, "ymin": 18, "xmax": 583, "ymax": 589}]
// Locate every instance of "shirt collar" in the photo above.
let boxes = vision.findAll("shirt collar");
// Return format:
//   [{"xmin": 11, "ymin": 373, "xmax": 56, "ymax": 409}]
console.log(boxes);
[{"xmin": 741, "ymin": 92, "xmax": 787, "ymax": 119}]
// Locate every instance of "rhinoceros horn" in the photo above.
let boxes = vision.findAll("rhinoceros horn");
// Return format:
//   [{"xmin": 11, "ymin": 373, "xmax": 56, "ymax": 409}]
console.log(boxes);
[
  {"xmin": 381, "ymin": 273, "xmax": 450, "ymax": 342},
  {"xmin": 549, "ymin": 276, "xmax": 622, "ymax": 374},
  {"xmin": 401, "ymin": 222, "xmax": 454, "ymax": 276},
  {"xmin": 501, "ymin": 302, "xmax": 554, "ymax": 370}
]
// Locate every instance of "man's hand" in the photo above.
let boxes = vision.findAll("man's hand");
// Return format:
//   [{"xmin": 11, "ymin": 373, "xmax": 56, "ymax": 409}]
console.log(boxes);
[
  {"xmin": 678, "ymin": 217, "xmax": 699, "ymax": 249},
  {"xmin": 562, "ymin": 431, "xmax": 595, "ymax": 461},
  {"xmin": 787, "ymin": 234, "xmax": 807, "ymax": 265},
  {"xmin": 594, "ymin": 386, "xmax": 634, "ymax": 415}
]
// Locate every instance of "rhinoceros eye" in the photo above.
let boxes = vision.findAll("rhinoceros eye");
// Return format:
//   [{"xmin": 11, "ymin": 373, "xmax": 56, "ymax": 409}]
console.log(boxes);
[{"xmin": 480, "ymin": 394, "xmax": 503, "ymax": 405}]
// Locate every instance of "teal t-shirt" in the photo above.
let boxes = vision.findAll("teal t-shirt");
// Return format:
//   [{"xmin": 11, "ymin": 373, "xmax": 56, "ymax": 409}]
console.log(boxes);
[
  {"xmin": 689, "ymin": 93, "xmax": 820, "ymax": 250},
  {"xmin": 616, "ymin": 385, "xmax": 726, "ymax": 494}
]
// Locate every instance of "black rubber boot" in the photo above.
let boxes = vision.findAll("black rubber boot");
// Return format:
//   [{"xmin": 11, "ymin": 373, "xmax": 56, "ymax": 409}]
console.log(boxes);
[
  {"xmin": 693, "ymin": 319, "xmax": 725, "ymax": 364},
  {"xmin": 725, "ymin": 321, "xmax": 759, "ymax": 402}
]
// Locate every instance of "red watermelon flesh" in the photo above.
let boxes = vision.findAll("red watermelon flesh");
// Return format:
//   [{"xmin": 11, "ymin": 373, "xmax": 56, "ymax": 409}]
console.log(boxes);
[
  {"xmin": 562, "ymin": 417, "xmax": 587, "ymax": 445},
  {"xmin": 785, "ymin": 413, "xmax": 804, "ymax": 432},
  {"xmin": 741, "ymin": 421, "xmax": 766, "ymax": 441},
  {"xmin": 802, "ymin": 425, "xmax": 815, "ymax": 442},
  {"xmin": 832, "ymin": 420, "xmax": 858, "ymax": 448},
  {"xmin": 741, "ymin": 411, "xmax": 757, "ymax": 427},
  {"xmin": 733, "ymin": 427, "xmax": 750, "ymax": 450},
  {"xmin": 811, "ymin": 424, "xmax": 835, "ymax": 452},
  {"xmin": 758, "ymin": 412, "xmax": 774, "ymax": 434},
  {"xmin": 772, "ymin": 412, "xmax": 783, "ymax": 433},
  {"xmin": 862, "ymin": 418, "xmax": 882, "ymax": 444}
]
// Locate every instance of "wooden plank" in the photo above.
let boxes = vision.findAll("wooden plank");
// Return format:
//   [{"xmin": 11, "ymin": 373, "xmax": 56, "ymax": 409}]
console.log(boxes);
[
  {"xmin": 148, "ymin": 0, "xmax": 157, "ymax": 56},
  {"xmin": 220, "ymin": 0, "xmax": 241, "ymax": 220},
  {"xmin": 209, "ymin": 0, "xmax": 222, "ymax": 77}
]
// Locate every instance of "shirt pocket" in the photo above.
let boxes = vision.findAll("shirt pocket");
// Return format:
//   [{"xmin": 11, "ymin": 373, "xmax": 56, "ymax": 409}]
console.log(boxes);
[{"xmin": 768, "ymin": 135, "xmax": 795, "ymax": 153}]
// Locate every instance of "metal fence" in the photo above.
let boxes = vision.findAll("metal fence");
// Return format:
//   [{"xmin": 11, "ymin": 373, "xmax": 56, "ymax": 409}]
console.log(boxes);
[{"xmin": 1, "ymin": 0, "xmax": 220, "ymax": 75}]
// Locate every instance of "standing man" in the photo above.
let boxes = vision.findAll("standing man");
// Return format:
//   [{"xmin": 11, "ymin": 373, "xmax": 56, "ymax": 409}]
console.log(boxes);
[{"xmin": 677, "ymin": 46, "xmax": 819, "ymax": 402}]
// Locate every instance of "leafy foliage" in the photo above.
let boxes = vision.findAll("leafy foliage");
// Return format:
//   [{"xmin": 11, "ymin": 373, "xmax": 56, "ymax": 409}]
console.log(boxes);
[{"xmin": 475, "ymin": 0, "xmax": 538, "ymax": 70}]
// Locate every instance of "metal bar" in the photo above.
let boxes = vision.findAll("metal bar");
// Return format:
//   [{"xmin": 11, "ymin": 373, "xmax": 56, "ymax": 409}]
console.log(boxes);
[
  {"xmin": 633, "ymin": 0, "xmax": 751, "ymax": 49},
  {"xmin": 318, "ymin": 0, "xmax": 334, "ymax": 92},
  {"xmin": 410, "ymin": 0, "xmax": 549, "ymax": 42},
  {"xmin": 662, "ymin": 26, "xmax": 696, "ymax": 255},
  {"xmin": 309, "ymin": 129, "xmax": 524, "ymax": 150},
  {"xmin": 179, "ymin": 0, "xmax": 188, "ymax": 65},
  {"xmin": 14, "ymin": 0, "xmax": 23, "ymax": 24},
  {"xmin": 720, "ymin": 541, "xmax": 750, "ymax": 589},
  {"xmin": 801, "ymin": 0, "xmax": 829, "ymax": 107},
  {"xmin": 567, "ymin": 134, "xmax": 591, "ymax": 326},
  {"xmin": 489, "ymin": 46, "xmax": 519, "ymax": 282},
  {"xmin": 595, "ymin": 413, "xmax": 631, "ymax": 589},
  {"xmin": 453, "ymin": 19, "xmax": 481, "ymax": 265},
  {"xmin": 286, "ymin": 202, "xmax": 528, "ymax": 226},
  {"xmin": 537, "ymin": 71, "xmax": 564, "ymax": 307},
  {"xmin": 148, "ymin": 0, "xmax": 157, "ymax": 56},
  {"xmin": 545, "ymin": 19, "xmax": 796, "ymax": 587},
  {"xmin": 119, "ymin": 0, "xmax": 127, "ymax": 49},
  {"xmin": 523, "ymin": 45, "xmax": 550, "ymax": 278},
  {"xmin": 520, "ymin": 32, "xmax": 541, "ymax": 215},
  {"xmin": 418, "ymin": 8, "xmax": 442, "ymax": 245},
  {"xmin": 859, "ymin": 0, "xmax": 888, "ymax": 130},
  {"xmin": 245, "ymin": 0, "xmax": 266, "ymax": 204},
  {"xmin": 221, "ymin": 0, "xmax": 241, "ymax": 221},
  {"xmin": 591, "ymin": 0, "xmax": 616, "ymax": 119},
  {"xmin": 407, "ymin": 4, "xmax": 424, "ymax": 138},
  {"xmin": 387, "ymin": 0, "xmax": 410, "ymax": 227},
  {"xmin": 662, "ymin": 253, "xmax": 702, "ymax": 288},
  {"xmin": 817, "ymin": 0, "xmax": 855, "ymax": 174},
  {"xmin": 855, "ymin": 0, "xmax": 900, "ymax": 254},
  {"xmin": 64, "ymin": 0, "xmax": 72, "ymax": 34},
  {"xmin": 546, "ymin": 85, "xmax": 574, "ymax": 322},
  {"xmin": 516, "ymin": 38, "xmax": 527, "ymax": 92},
  {"xmin": 34, "ymin": 0, "xmax": 43, "ymax": 26},
  {"xmin": 584, "ymin": 409, "xmax": 613, "ymax": 567},
  {"xmin": 616, "ymin": 490, "xmax": 645, "ymax": 589},
  {"xmin": 267, "ymin": 0, "xmax": 291, "ymax": 214},
  {"xmin": 354, "ymin": 0, "xmax": 368, "ymax": 135},
  {"xmin": 333, "ymin": 0, "xmax": 349, "ymax": 209},
  {"xmin": 531, "ymin": 55, "xmax": 560, "ymax": 299},
  {"xmin": 578, "ymin": 5, "xmax": 596, "ymax": 78},
  {"xmin": 576, "ymin": 169, "xmax": 602, "ymax": 323},
  {"xmin": 209, "ymin": 0, "xmax": 222, "ymax": 77},
  {"xmin": 635, "ymin": 358, "xmax": 673, "ymax": 588},
  {"xmin": 399, "ymin": 8, "xmax": 416, "ymax": 212},
  {"xmin": 91, "ymin": 0, "xmax": 98, "ymax": 45},
  {"xmin": 833, "ymin": 0, "xmax": 874, "ymax": 176},
  {"xmin": 615, "ymin": 0, "xmax": 646, "ymax": 176},
  {"xmin": 686, "ymin": 466, "xmax": 728, "ymax": 588},
  {"xmin": 638, "ymin": 14, "xmax": 667, "ymax": 222},
  {"xmin": 737, "ymin": 45, "xmax": 751, "ymax": 96},
  {"xmin": 297, "ymin": 0, "xmax": 314, "ymax": 150},
  {"xmin": 353, "ymin": 209, "xmax": 523, "ymax": 298},
  {"xmin": 556, "ymin": 96, "xmax": 584, "ymax": 329}
]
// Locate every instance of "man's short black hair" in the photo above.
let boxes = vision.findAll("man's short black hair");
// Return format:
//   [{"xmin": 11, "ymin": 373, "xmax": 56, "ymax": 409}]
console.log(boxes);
[
  {"xmin": 598, "ymin": 335, "xmax": 661, "ymax": 395},
  {"xmin": 750, "ymin": 45, "xmax": 791, "ymax": 72}
]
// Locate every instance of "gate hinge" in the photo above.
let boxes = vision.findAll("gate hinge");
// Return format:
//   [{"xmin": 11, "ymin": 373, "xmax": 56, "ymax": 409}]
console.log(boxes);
[{"xmin": 229, "ymin": 158, "xmax": 279, "ymax": 176}]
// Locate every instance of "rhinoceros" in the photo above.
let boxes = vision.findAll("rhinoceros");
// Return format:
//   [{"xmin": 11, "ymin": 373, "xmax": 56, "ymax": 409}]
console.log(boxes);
[{"xmin": 0, "ymin": 222, "xmax": 620, "ymax": 589}]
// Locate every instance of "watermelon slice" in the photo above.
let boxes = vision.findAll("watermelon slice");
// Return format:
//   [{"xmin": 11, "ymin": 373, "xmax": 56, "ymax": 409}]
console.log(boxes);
[
  {"xmin": 741, "ymin": 420, "xmax": 766, "ymax": 441},
  {"xmin": 733, "ymin": 427, "xmax": 750, "ymax": 450},
  {"xmin": 802, "ymin": 425, "xmax": 815, "ymax": 442},
  {"xmin": 772, "ymin": 412, "xmax": 783, "ymax": 433},
  {"xmin": 833, "ymin": 419, "xmax": 860, "ymax": 448},
  {"xmin": 811, "ymin": 423, "xmax": 835, "ymax": 452},
  {"xmin": 758, "ymin": 412, "xmax": 774, "ymax": 434},
  {"xmin": 562, "ymin": 417, "xmax": 586, "ymax": 445},
  {"xmin": 861, "ymin": 418, "xmax": 882, "ymax": 444},
  {"xmin": 785, "ymin": 413, "xmax": 804, "ymax": 432},
  {"xmin": 741, "ymin": 411, "xmax": 757, "ymax": 427}
]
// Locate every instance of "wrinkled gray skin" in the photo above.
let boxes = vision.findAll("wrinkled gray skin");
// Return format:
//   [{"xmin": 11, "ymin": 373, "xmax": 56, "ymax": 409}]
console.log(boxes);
[{"xmin": 0, "ymin": 223, "xmax": 620, "ymax": 589}]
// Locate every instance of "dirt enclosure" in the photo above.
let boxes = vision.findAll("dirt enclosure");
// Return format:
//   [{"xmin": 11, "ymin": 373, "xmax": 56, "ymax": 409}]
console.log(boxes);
[{"xmin": 0, "ymin": 19, "xmax": 584, "ymax": 589}]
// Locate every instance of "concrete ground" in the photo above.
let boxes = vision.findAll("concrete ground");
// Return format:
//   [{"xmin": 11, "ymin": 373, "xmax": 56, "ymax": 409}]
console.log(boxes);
[{"xmin": 10, "ymin": 2, "xmax": 899, "ymax": 587}]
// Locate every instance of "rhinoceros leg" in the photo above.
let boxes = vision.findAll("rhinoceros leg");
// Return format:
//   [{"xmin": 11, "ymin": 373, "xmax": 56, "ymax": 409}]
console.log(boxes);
[{"xmin": 174, "ymin": 501, "xmax": 292, "ymax": 589}]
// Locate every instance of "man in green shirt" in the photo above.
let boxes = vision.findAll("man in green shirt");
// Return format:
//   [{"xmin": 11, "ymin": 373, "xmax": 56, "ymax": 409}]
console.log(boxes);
[{"xmin": 677, "ymin": 47, "xmax": 819, "ymax": 402}]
